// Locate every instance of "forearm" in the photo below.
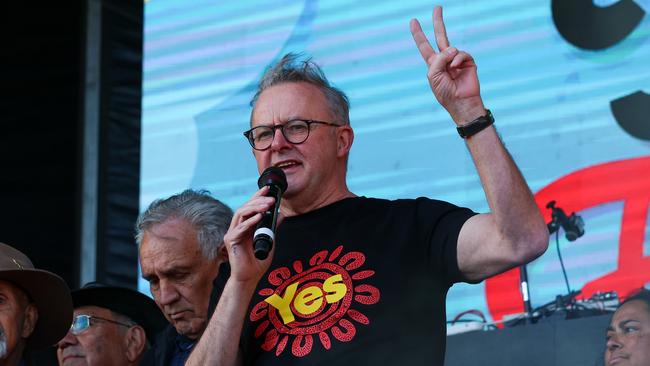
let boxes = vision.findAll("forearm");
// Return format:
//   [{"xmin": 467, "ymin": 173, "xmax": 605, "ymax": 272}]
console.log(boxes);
[
  {"xmin": 464, "ymin": 114, "xmax": 548, "ymax": 258},
  {"xmin": 185, "ymin": 279, "xmax": 258, "ymax": 366}
]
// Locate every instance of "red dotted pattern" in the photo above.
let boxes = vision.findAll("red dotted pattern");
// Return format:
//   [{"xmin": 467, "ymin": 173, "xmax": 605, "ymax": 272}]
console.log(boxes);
[{"xmin": 250, "ymin": 246, "xmax": 381, "ymax": 358}]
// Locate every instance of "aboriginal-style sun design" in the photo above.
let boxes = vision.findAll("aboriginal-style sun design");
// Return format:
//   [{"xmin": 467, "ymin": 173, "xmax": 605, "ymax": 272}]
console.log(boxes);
[{"xmin": 249, "ymin": 245, "xmax": 381, "ymax": 358}]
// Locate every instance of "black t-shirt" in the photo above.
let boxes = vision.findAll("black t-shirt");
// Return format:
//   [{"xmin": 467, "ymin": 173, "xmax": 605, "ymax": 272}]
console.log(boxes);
[{"xmin": 241, "ymin": 197, "xmax": 476, "ymax": 366}]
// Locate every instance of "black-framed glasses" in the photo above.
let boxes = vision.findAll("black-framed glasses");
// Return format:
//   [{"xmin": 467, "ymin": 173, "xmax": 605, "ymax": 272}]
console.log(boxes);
[
  {"xmin": 70, "ymin": 314, "xmax": 132, "ymax": 335},
  {"xmin": 243, "ymin": 119, "xmax": 342, "ymax": 151}
]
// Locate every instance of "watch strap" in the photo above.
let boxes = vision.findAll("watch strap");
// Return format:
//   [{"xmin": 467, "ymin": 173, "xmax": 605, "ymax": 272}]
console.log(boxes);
[{"xmin": 456, "ymin": 109, "xmax": 494, "ymax": 139}]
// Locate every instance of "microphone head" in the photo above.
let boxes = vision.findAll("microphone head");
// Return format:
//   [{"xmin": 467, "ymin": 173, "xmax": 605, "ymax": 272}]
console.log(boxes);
[{"xmin": 257, "ymin": 167, "xmax": 288, "ymax": 193}]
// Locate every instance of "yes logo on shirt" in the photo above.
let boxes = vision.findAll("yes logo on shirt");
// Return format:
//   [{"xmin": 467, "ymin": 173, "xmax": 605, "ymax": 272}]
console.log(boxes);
[{"xmin": 249, "ymin": 245, "xmax": 381, "ymax": 358}]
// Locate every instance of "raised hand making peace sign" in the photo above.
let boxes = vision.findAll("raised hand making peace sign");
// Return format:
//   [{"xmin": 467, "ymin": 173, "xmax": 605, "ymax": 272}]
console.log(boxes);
[{"xmin": 410, "ymin": 6, "xmax": 486, "ymax": 125}]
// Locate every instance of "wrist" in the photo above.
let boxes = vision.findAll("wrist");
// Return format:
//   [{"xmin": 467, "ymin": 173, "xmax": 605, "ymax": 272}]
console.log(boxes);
[
  {"xmin": 448, "ymin": 97, "xmax": 485, "ymax": 125},
  {"xmin": 227, "ymin": 277, "xmax": 261, "ymax": 295}
]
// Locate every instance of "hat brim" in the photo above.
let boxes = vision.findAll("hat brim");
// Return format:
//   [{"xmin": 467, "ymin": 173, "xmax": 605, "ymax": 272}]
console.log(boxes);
[
  {"xmin": 0, "ymin": 270, "xmax": 72, "ymax": 349},
  {"xmin": 71, "ymin": 286, "xmax": 166, "ymax": 342}
]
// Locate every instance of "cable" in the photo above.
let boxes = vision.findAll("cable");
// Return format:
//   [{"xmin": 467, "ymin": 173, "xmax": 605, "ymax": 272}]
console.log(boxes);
[{"xmin": 555, "ymin": 229, "xmax": 572, "ymax": 295}]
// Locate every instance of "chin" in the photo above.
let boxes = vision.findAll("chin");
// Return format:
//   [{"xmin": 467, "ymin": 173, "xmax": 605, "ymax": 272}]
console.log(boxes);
[
  {"xmin": 176, "ymin": 323, "xmax": 202, "ymax": 339},
  {"xmin": 282, "ymin": 186, "xmax": 298, "ymax": 198}
]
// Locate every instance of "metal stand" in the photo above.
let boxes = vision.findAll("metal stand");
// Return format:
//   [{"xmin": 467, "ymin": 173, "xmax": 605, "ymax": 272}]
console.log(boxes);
[{"xmin": 520, "ymin": 264, "xmax": 533, "ymax": 321}]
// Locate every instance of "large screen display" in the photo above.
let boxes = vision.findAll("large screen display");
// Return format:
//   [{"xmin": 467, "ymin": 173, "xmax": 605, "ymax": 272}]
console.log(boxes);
[{"xmin": 142, "ymin": 0, "xmax": 650, "ymax": 324}]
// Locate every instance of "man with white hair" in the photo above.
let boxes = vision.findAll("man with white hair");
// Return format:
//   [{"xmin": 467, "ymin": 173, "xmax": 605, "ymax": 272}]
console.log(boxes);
[{"xmin": 137, "ymin": 189, "xmax": 233, "ymax": 365}]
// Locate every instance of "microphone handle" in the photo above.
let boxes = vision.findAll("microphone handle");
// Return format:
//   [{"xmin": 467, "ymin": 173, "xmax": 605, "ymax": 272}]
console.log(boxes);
[{"xmin": 253, "ymin": 185, "xmax": 282, "ymax": 260}]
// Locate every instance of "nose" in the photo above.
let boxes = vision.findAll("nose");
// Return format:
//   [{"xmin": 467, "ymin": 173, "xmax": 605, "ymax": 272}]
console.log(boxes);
[
  {"xmin": 606, "ymin": 333, "xmax": 622, "ymax": 352},
  {"xmin": 57, "ymin": 329, "xmax": 78, "ymax": 349},
  {"xmin": 269, "ymin": 125, "xmax": 291, "ymax": 151},
  {"xmin": 157, "ymin": 280, "xmax": 180, "ymax": 306}
]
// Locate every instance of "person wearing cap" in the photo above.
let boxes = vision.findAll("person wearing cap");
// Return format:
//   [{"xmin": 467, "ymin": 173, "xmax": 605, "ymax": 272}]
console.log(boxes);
[
  {"xmin": 0, "ymin": 242, "xmax": 73, "ymax": 366},
  {"xmin": 136, "ymin": 189, "xmax": 233, "ymax": 366},
  {"xmin": 56, "ymin": 282, "xmax": 167, "ymax": 366}
]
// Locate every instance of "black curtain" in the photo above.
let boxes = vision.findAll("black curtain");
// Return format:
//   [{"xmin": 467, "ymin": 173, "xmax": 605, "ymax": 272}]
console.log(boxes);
[{"xmin": 95, "ymin": 1, "xmax": 143, "ymax": 287}]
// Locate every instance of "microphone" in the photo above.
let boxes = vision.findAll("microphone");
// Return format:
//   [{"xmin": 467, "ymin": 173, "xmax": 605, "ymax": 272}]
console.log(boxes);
[{"xmin": 253, "ymin": 167, "xmax": 287, "ymax": 260}]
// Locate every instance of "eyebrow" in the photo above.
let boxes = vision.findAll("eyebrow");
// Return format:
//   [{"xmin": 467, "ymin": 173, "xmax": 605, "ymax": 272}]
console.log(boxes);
[
  {"xmin": 254, "ymin": 117, "xmax": 307, "ymax": 126},
  {"xmin": 141, "ymin": 264, "xmax": 191, "ymax": 280},
  {"xmin": 607, "ymin": 319, "xmax": 642, "ymax": 333}
]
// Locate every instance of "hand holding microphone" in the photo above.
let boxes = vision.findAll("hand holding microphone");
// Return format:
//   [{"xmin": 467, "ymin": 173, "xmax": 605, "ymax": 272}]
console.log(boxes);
[{"xmin": 253, "ymin": 167, "xmax": 287, "ymax": 260}]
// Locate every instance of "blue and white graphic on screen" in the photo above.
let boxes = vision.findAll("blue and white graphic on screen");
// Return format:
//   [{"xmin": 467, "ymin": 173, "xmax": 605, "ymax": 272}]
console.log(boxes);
[{"xmin": 141, "ymin": 0, "xmax": 650, "ymax": 323}]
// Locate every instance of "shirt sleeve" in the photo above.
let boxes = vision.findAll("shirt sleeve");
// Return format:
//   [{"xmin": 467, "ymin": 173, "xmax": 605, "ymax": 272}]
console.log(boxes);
[{"xmin": 414, "ymin": 197, "xmax": 478, "ymax": 286}]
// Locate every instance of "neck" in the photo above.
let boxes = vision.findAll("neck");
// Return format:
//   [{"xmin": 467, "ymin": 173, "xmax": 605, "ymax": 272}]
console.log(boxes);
[{"xmin": 280, "ymin": 184, "xmax": 355, "ymax": 217}]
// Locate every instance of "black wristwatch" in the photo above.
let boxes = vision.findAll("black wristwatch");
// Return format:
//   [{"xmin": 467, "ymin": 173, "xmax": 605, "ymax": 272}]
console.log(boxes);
[{"xmin": 456, "ymin": 109, "xmax": 494, "ymax": 139}]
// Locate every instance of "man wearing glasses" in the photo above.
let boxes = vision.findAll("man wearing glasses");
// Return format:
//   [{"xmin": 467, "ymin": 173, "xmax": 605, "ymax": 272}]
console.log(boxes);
[
  {"xmin": 56, "ymin": 283, "xmax": 166, "ymax": 366},
  {"xmin": 188, "ymin": 6, "xmax": 549, "ymax": 366}
]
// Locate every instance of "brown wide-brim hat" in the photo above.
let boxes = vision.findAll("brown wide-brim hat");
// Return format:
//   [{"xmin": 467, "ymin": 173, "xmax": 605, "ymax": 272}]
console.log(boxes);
[{"xmin": 0, "ymin": 242, "xmax": 73, "ymax": 350}]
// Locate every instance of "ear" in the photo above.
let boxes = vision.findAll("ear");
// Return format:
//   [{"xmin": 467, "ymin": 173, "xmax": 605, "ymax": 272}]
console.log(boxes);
[
  {"xmin": 124, "ymin": 325, "xmax": 147, "ymax": 363},
  {"xmin": 21, "ymin": 304, "xmax": 38, "ymax": 339},
  {"xmin": 336, "ymin": 125, "xmax": 354, "ymax": 158},
  {"xmin": 218, "ymin": 244, "xmax": 229, "ymax": 261}
]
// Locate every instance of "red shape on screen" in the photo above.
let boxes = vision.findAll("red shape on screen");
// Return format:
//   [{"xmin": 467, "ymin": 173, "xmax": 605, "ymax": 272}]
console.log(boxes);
[{"xmin": 485, "ymin": 156, "xmax": 650, "ymax": 324}]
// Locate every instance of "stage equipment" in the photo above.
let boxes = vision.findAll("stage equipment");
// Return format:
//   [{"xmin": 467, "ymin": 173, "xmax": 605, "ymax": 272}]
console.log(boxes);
[{"xmin": 519, "ymin": 201, "xmax": 586, "ymax": 321}]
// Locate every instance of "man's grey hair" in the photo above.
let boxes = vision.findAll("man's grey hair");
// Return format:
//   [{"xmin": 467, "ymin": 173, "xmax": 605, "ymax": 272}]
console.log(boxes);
[
  {"xmin": 135, "ymin": 189, "xmax": 233, "ymax": 260},
  {"xmin": 250, "ymin": 52, "xmax": 350, "ymax": 125}
]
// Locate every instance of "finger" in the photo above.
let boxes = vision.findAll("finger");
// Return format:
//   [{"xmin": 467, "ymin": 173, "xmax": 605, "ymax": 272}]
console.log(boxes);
[
  {"xmin": 234, "ymin": 198, "xmax": 273, "ymax": 220},
  {"xmin": 253, "ymin": 185, "xmax": 270, "ymax": 198},
  {"xmin": 230, "ymin": 198, "xmax": 274, "ymax": 231},
  {"xmin": 225, "ymin": 212, "xmax": 263, "ymax": 247},
  {"xmin": 237, "ymin": 187, "xmax": 273, "ymax": 214},
  {"xmin": 236, "ymin": 212, "xmax": 263, "ymax": 234},
  {"xmin": 428, "ymin": 47, "xmax": 458, "ymax": 76},
  {"xmin": 449, "ymin": 51, "xmax": 474, "ymax": 69},
  {"xmin": 433, "ymin": 6, "xmax": 450, "ymax": 52},
  {"xmin": 410, "ymin": 18, "xmax": 436, "ymax": 63},
  {"xmin": 235, "ymin": 201, "xmax": 271, "ymax": 221}
]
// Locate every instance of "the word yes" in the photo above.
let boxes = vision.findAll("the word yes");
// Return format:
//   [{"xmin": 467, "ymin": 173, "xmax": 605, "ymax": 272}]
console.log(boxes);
[{"xmin": 265, "ymin": 274, "xmax": 347, "ymax": 324}]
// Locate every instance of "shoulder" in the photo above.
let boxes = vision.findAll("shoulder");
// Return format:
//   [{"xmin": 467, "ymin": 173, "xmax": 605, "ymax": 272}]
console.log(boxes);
[{"xmin": 340, "ymin": 196, "xmax": 471, "ymax": 214}]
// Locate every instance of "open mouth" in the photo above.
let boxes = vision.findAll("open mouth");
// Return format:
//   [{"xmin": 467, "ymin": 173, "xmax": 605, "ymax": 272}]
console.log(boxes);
[{"xmin": 274, "ymin": 160, "xmax": 300, "ymax": 170}]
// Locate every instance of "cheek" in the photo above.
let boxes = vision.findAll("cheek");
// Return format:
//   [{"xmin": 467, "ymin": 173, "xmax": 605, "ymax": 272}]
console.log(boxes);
[
  {"xmin": 637, "ymin": 333, "xmax": 650, "ymax": 353},
  {"xmin": 175, "ymin": 280, "xmax": 201, "ymax": 306},
  {"xmin": 78, "ymin": 335, "xmax": 105, "ymax": 360},
  {"xmin": 1, "ymin": 323, "xmax": 20, "ymax": 351},
  {"xmin": 254, "ymin": 151, "xmax": 270, "ymax": 170},
  {"xmin": 186, "ymin": 274, "xmax": 217, "ymax": 311}
]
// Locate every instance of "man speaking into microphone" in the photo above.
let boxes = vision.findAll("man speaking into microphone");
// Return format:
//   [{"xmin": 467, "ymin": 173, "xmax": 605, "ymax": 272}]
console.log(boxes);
[{"xmin": 187, "ymin": 6, "xmax": 549, "ymax": 366}]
